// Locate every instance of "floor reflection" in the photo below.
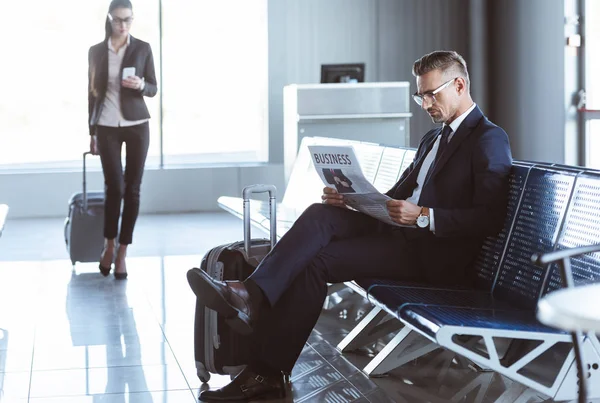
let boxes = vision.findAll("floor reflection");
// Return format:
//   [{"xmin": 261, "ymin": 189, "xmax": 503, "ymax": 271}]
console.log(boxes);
[
  {"xmin": 0, "ymin": 214, "xmax": 594, "ymax": 402},
  {"xmin": 66, "ymin": 272, "xmax": 152, "ymax": 402}
]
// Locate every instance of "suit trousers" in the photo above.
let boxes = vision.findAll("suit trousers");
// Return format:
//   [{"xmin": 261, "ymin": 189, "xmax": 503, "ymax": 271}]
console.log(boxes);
[
  {"xmin": 96, "ymin": 122, "xmax": 150, "ymax": 245},
  {"xmin": 248, "ymin": 203, "xmax": 423, "ymax": 373}
]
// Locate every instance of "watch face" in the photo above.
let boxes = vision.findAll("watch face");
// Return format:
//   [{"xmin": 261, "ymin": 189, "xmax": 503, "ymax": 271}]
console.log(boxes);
[{"xmin": 416, "ymin": 215, "xmax": 429, "ymax": 228}]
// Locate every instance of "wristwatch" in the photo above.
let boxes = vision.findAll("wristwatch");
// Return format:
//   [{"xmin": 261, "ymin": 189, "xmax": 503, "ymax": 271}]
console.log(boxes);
[{"xmin": 416, "ymin": 206, "xmax": 430, "ymax": 228}]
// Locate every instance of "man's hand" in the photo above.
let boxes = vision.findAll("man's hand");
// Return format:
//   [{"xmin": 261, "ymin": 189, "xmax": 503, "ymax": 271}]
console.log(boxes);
[
  {"xmin": 89, "ymin": 135, "xmax": 99, "ymax": 155},
  {"xmin": 321, "ymin": 187, "xmax": 346, "ymax": 207},
  {"xmin": 386, "ymin": 199, "xmax": 421, "ymax": 225}
]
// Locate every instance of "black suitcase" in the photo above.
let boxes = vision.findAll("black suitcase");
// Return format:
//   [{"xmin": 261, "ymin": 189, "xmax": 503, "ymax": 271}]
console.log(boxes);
[
  {"xmin": 189, "ymin": 184, "xmax": 277, "ymax": 383},
  {"xmin": 64, "ymin": 152, "xmax": 105, "ymax": 266}
]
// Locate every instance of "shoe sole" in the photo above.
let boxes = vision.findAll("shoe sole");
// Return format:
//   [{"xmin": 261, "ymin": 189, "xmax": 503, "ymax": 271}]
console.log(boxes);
[
  {"xmin": 186, "ymin": 269, "xmax": 253, "ymax": 335},
  {"xmin": 199, "ymin": 389, "xmax": 286, "ymax": 401}
]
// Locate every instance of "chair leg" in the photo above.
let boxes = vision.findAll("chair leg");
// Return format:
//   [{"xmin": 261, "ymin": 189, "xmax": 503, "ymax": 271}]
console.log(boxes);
[
  {"xmin": 492, "ymin": 381, "xmax": 546, "ymax": 403},
  {"xmin": 363, "ymin": 327, "xmax": 439, "ymax": 377},
  {"xmin": 450, "ymin": 372, "xmax": 497, "ymax": 403},
  {"xmin": 336, "ymin": 306, "xmax": 402, "ymax": 352}
]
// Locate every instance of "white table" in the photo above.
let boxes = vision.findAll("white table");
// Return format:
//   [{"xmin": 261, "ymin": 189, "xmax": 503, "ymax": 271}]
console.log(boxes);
[
  {"xmin": 538, "ymin": 283, "xmax": 600, "ymax": 332},
  {"xmin": 538, "ymin": 284, "xmax": 600, "ymax": 402}
]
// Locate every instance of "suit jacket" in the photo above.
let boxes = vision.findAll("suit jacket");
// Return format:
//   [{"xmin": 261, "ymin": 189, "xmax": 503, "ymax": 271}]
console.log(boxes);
[
  {"xmin": 88, "ymin": 36, "xmax": 158, "ymax": 135},
  {"xmin": 386, "ymin": 105, "xmax": 512, "ymax": 285}
]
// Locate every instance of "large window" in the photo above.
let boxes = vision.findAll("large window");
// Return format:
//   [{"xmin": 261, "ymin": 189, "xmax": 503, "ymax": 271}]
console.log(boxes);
[
  {"xmin": 161, "ymin": 1, "xmax": 269, "ymax": 165},
  {"xmin": 0, "ymin": 1, "xmax": 268, "ymax": 170}
]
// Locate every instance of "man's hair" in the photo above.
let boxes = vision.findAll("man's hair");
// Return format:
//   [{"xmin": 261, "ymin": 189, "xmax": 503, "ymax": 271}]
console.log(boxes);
[{"xmin": 412, "ymin": 50, "xmax": 470, "ymax": 90}]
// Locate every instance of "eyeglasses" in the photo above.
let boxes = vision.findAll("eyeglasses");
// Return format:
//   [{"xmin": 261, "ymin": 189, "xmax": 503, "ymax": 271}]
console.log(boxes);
[
  {"xmin": 108, "ymin": 14, "xmax": 134, "ymax": 26},
  {"xmin": 412, "ymin": 78, "xmax": 456, "ymax": 106}
]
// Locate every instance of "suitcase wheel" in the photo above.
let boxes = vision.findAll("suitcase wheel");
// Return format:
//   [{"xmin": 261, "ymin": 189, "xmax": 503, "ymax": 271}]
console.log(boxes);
[{"xmin": 197, "ymin": 367, "xmax": 211, "ymax": 383}]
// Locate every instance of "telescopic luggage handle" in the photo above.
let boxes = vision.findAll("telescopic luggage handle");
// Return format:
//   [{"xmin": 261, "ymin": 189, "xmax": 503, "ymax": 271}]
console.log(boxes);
[
  {"xmin": 82, "ymin": 151, "xmax": 92, "ymax": 210},
  {"xmin": 242, "ymin": 184, "xmax": 277, "ymax": 255}
]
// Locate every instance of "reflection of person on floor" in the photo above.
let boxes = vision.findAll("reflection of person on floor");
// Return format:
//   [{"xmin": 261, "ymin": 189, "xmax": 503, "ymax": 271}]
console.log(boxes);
[
  {"xmin": 322, "ymin": 168, "xmax": 355, "ymax": 193},
  {"xmin": 65, "ymin": 272, "xmax": 151, "ymax": 402},
  {"xmin": 100, "ymin": 281, "xmax": 151, "ymax": 402}
]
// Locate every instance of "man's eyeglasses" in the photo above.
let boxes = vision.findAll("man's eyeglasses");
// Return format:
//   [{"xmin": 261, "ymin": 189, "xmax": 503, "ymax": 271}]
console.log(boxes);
[
  {"xmin": 108, "ymin": 14, "xmax": 134, "ymax": 26},
  {"xmin": 412, "ymin": 77, "xmax": 456, "ymax": 106}
]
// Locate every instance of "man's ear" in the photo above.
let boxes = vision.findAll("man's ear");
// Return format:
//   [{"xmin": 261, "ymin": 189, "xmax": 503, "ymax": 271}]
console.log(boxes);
[{"xmin": 456, "ymin": 77, "xmax": 467, "ymax": 95}]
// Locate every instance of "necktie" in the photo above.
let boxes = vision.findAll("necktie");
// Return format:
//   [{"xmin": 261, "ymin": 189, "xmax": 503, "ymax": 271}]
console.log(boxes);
[
  {"xmin": 424, "ymin": 125, "xmax": 452, "ymax": 183},
  {"xmin": 436, "ymin": 125, "xmax": 452, "ymax": 160}
]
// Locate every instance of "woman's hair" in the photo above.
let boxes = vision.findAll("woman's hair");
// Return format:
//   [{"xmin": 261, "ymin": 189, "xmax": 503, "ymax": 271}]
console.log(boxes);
[
  {"xmin": 412, "ymin": 50, "xmax": 470, "ymax": 90},
  {"xmin": 104, "ymin": 0, "xmax": 133, "ymax": 40}
]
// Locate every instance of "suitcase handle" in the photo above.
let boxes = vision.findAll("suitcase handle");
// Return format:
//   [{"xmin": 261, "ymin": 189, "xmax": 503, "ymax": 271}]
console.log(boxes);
[
  {"xmin": 242, "ymin": 184, "xmax": 277, "ymax": 255},
  {"xmin": 82, "ymin": 151, "xmax": 92, "ymax": 210}
]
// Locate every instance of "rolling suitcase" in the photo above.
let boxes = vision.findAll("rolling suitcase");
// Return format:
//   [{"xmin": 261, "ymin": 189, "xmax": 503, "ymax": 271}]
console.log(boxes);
[
  {"xmin": 64, "ymin": 152, "xmax": 105, "ymax": 266},
  {"xmin": 189, "ymin": 184, "xmax": 277, "ymax": 383}
]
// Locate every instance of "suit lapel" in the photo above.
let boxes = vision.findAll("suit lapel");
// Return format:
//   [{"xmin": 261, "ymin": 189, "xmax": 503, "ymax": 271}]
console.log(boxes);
[
  {"xmin": 122, "ymin": 35, "xmax": 137, "ymax": 67},
  {"xmin": 427, "ymin": 105, "xmax": 484, "ymax": 181},
  {"xmin": 412, "ymin": 131, "xmax": 439, "ymax": 172},
  {"xmin": 396, "ymin": 130, "xmax": 438, "ymax": 191}
]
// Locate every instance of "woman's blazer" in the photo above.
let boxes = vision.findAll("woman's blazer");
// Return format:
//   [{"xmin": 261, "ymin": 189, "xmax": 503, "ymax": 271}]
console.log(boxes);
[{"xmin": 88, "ymin": 35, "xmax": 157, "ymax": 135}]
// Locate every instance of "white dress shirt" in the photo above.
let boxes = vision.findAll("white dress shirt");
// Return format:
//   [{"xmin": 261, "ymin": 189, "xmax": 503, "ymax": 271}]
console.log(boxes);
[
  {"xmin": 406, "ymin": 103, "xmax": 477, "ymax": 232},
  {"xmin": 98, "ymin": 35, "xmax": 148, "ymax": 127}
]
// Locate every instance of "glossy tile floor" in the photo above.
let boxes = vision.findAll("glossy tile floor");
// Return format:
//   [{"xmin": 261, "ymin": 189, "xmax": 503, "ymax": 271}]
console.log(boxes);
[{"xmin": 0, "ymin": 213, "xmax": 587, "ymax": 402}]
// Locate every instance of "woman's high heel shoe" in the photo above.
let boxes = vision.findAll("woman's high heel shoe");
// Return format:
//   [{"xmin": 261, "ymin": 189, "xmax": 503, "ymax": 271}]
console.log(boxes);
[
  {"xmin": 114, "ymin": 254, "xmax": 127, "ymax": 280},
  {"xmin": 113, "ymin": 246, "xmax": 128, "ymax": 280},
  {"xmin": 99, "ymin": 263, "xmax": 112, "ymax": 277},
  {"xmin": 99, "ymin": 248, "xmax": 114, "ymax": 277}
]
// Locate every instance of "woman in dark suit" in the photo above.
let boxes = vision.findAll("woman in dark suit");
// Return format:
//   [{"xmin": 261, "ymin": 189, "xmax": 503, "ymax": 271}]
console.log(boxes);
[{"xmin": 88, "ymin": 0, "xmax": 157, "ymax": 279}]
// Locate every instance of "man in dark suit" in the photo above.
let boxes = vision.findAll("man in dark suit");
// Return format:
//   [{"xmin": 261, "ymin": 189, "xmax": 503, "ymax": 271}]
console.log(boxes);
[
  {"xmin": 322, "ymin": 168, "xmax": 356, "ymax": 193},
  {"xmin": 188, "ymin": 50, "xmax": 513, "ymax": 401}
]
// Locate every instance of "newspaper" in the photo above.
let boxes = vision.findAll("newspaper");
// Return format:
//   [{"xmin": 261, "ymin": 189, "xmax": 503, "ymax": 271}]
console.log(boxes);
[{"xmin": 308, "ymin": 144, "xmax": 415, "ymax": 228}]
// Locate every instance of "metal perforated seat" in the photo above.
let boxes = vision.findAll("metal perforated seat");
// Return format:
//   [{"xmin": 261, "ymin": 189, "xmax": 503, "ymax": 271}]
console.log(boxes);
[
  {"xmin": 543, "ymin": 171, "xmax": 600, "ymax": 294},
  {"xmin": 399, "ymin": 305, "xmax": 566, "ymax": 340},
  {"xmin": 394, "ymin": 166, "xmax": 600, "ymax": 400},
  {"xmin": 359, "ymin": 163, "xmax": 532, "ymax": 318},
  {"xmin": 398, "ymin": 165, "xmax": 578, "ymax": 332}
]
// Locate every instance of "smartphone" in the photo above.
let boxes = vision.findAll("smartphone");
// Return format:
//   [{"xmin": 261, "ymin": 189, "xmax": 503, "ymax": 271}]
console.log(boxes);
[{"xmin": 122, "ymin": 67, "xmax": 136, "ymax": 80}]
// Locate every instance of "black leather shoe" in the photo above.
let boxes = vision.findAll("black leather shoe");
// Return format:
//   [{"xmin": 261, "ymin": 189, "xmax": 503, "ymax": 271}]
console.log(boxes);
[
  {"xmin": 199, "ymin": 367, "xmax": 286, "ymax": 401},
  {"xmin": 187, "ymin": 268, "xmax": 259, "ymax": 335}
]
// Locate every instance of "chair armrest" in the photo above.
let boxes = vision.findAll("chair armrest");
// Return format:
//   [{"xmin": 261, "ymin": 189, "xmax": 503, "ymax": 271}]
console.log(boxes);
[{"xmin": 531, "ymin": 243, "xmax": 600, "ymax": 265}]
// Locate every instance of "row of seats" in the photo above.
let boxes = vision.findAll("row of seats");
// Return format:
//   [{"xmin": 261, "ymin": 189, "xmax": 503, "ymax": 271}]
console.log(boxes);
[{"xmin": 217, "ymin": 136, "xmax": 600, "ymax": 401}]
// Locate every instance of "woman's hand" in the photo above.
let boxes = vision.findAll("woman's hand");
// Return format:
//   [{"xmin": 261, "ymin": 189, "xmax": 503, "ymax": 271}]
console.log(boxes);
[
  {"xmin": 89, "ymin": 135, "xmax": 99, "ymax": 155},
  {"xmin": 122, "ymin": 75, "xmax": 144, "ymax": 90},
  {"xmin": 321, "ymin": 187, "xmax": 346, "ymax": 207}
]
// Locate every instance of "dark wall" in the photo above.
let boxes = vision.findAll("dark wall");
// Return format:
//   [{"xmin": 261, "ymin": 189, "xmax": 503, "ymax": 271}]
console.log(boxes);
[
  {"xmin": 486, "ymin": 0, "xmax": 565, "ymax": 162},
  {"xmin": 377, "ymin": 0, "xmax": 471, "ymax": 146}
]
